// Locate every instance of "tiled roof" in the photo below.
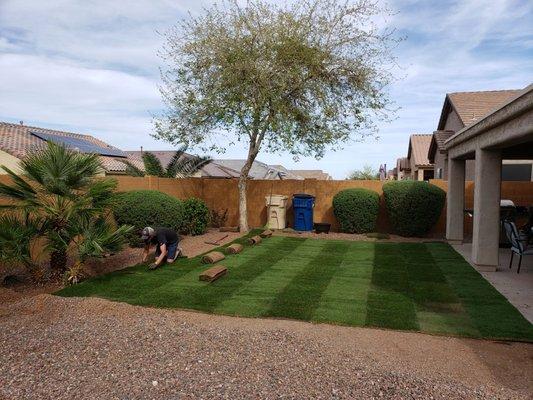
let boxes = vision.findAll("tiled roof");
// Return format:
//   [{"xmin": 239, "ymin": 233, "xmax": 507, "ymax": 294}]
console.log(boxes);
[
  {"xmin": 427, "ymin": 130, "xmax": 454, "ymax": 163},
  {"xmin": 407, "ymin": 134, "xmax": 433, "ymax": 167},
  {"xmin": 0, "ymin": 121, "xmax": 139, "ymax": 173},
  {"xmin": 211, "ymin": 159, "xmax": 304, "ymax": 180},
  {"xmin": 438, "ymin": 89, "xmax": 521, "ymax": 130},
  {"xmin": 396, "ymin": 157, "xmax": 410, "ymax": 171},
  {"xmin": 289, "ymin": 170, "xmax": 332, "ymax": 180}
]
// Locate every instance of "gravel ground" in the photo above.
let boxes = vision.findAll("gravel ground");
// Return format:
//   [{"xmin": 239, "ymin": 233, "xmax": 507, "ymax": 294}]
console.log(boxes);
[{"xmin": 1, "ymin": 294, "xmax": 531, "ymax": 400}]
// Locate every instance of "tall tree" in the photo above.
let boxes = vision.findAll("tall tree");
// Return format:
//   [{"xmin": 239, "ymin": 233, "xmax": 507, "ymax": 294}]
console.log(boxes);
[
  {"xmin": 348, "ymin": 164, "xmax": 379, "ymax": 180},
  {"xmin": 154, "ymin": 0, "xmax": 398, "ymax": 231}
]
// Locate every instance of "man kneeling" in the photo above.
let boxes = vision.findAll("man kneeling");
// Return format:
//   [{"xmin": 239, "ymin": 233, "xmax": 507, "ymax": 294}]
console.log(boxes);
[{"xmin": 141, "ymin": 226, "xmax": 182, "ymax": 270}]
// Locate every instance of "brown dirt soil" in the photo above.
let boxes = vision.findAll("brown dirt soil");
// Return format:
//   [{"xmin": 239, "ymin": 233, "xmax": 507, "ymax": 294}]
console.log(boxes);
[
  {"xmin": 1, "ymin": 229, "xmax": 243, "ymax": 300},
  {"xmin": 275, "ymin": 229, "xmax": 444, "ymax": 242},
  {"xmin": 0, "ymin": 294, "xmax": 531, "ymax": 399}
]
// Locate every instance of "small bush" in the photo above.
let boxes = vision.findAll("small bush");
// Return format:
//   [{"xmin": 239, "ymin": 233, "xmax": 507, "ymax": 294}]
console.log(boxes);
[
  {"xmin": 181, "ymin": 198, "xmax": 210, "ymax": 235},
  {"xmin": 112, "ymin": 190, "xmax": 184, "ymax": 246},
  {"xmin": 383, "ymin": 181, "xmax": 446, "ymax": 237},
  {"xmin": 333, "ymin": 188, "xmax": 380, "ymax": 233}
]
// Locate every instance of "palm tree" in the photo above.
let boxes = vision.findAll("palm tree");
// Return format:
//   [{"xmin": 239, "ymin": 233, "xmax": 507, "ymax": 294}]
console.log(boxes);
[
  {"xmin": 0, "ymin": 142, "xmax": 128, "ymax": 274},
  {"xmin": 64, "ymin": 217, "xmax": 132, "ymax": 284},
  {"xmin": 0, "ymin": 214, "xmax": 41, "ymax": 277},
  {"xmin": 124, "ymin": 146, "xmax": 212, "ymax": 178}
]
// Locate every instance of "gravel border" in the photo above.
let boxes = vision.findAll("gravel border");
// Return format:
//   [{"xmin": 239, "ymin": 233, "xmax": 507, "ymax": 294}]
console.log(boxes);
[{"xmin": 1, "ymin": 294, "xmax": 531, "ymax": 399}]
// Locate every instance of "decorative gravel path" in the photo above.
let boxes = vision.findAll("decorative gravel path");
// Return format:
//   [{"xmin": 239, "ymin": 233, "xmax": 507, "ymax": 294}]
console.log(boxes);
[{"xmin": 1, "ymin": 293, "xmax": 531, "ymax": 399}]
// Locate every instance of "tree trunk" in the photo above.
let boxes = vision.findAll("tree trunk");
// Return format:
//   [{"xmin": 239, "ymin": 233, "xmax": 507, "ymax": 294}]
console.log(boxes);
[
  {"xmin": 238, "ymin": 151, "xmax": 258, "ymax": 233},
  {"xmin": 50, "ymin": 249, "xmax": 67, "ymax": 274},
  {"xmin": 238, "ymin": 173, "xmax": 249, "ymax": 233}
]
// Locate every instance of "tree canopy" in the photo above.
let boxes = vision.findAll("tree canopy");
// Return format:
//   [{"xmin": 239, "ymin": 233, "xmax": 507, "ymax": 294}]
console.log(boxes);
[{"xmin": 154, "ymin": 0, "xmax": 398, "ymax": 230}]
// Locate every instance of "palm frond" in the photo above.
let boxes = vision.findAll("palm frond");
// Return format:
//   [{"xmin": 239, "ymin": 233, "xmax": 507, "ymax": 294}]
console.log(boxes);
[
  {"xmin": 142, "ymin": 152, "xmax": 164, "ymax": 176},
  {"xmin": 21, "ymin": 142, "xmax": 103, "ymax": 197},
  {"xmin": 0, "ymin": 214, "xmax": 40, "ymax": 267},
  {"xmin": 165, "ymin": 146, "xmax": 212, "ymax": 178},
  {"xmin": 0, "ymin": 165, "xmax": 37, "ymax": 203},
  {"xmin": 122, "ymin": 161, "xmax": 145, "ymax": 177},
  {"xmin": 74, "ymin": 217, "xmax": 132, "ymax": 262}
]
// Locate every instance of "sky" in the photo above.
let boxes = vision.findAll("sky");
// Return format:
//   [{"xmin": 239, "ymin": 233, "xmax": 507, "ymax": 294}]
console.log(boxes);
[{"xmin": 0, "ymin": 0, "xmax": 531, "ymax": 179}]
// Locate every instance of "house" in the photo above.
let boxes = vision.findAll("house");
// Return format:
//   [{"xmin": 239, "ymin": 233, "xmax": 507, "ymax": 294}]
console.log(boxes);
[
  {"xmin": 429, "ymin": 89, "xmax": 533, "ymax": 181},
  {"xmin": 445, "ymin": 84, "xmax": 533, "ymax": 270},
  {"xmin": 406, "ymin": 134, "xmax": 433, "ymax": 181},
  {"xmin": 395, "ymin": 157, "xmax": 410, "ymax": 180},
  {"xmin": 0, "ymin": 121, "xmax": 143, "ymax": 175},
  {"xmin": 203, "ymin": 159, "xmax": 304, "ymax": 180},
  {"xmin": 288, "ymin": 169, "xmax": 332, "ymax": 180},
  {"xmin": 427, "ymin": 130, "xmax": 455, "ymax": 179},
  {"xmin": 127, "ymin": 151, "xmax": 308, "ymax": 180}
]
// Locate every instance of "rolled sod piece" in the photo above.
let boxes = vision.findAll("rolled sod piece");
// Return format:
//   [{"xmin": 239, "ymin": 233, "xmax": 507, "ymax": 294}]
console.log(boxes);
[
  {"xmin": 247, "ymin": 235, "xmax": 262, "ymax": 245},
  {"xmin": 201, "ymin": 251, "xmax": 225, "ymax": 264},
  {"xmin": 226, "ymin": 243, "xmax": 244, "ymax": 254},
  {"xmin": 260, "ymin": 229, "xmax": 273, "ymax": 238},
  {"xmin": 199, "ymin": 265, "xmax": 227, "ymax": 282}
]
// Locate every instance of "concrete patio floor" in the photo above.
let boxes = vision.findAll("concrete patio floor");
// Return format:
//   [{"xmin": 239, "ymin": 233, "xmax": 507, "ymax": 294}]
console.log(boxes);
[{"xmin": 452, "ymin": 243, "xmax": 533, "ymax": 323}]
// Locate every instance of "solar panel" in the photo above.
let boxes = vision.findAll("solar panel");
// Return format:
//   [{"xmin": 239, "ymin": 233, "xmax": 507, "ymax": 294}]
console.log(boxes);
[{"xmin": 31, "ymin": 131, "xmax": 126, "ymax": 158}]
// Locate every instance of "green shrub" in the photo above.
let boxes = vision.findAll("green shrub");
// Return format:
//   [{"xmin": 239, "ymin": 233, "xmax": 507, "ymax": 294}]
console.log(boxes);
[
  {"xmin": 112, "ymin": 190, "xmax": 184, "ymax": 246},
  {"xmin": 383, "ymin": 181, "xmax": 446, "ymax": 237},
  {"xmin": 333, "ymin": 188, "xmax": 380, "ymax": 233},
  {"xmin": 181, "ymin": 197, "xmax": 210, "ymax": 235}
]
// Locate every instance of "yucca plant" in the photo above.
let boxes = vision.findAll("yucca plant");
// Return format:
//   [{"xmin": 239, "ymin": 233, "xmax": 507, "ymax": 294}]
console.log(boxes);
[
  {"xmin": 0, "ymin": 142, "xmax": 128, "ymax": 275},
  {"xmin": 123, "ymin": 146, "xmax": 211, "ymax": 178}
]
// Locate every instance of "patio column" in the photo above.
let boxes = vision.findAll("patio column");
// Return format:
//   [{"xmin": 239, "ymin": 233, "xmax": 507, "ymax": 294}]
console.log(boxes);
[
  {"xmin": 472, "ymin": 148, "xmax": 501, "ymax": 271},
  {"xmin": 446, "ymin": 157, "xmax": 465, "ymax": 244}
]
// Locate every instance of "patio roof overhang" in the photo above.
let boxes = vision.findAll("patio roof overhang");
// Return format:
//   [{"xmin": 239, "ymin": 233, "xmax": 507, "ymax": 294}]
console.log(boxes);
[
  {"xmin": 444, "ymin": 84, "xmax": 533, "ymax": 160},
  {"xmin": 444, "ymin": 83, "xmax": 533, "ymax": 271}
]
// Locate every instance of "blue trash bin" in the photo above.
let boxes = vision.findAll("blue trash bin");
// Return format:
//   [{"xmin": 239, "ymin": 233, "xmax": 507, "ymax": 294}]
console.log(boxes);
[{"xmin": 293, "ymin": 194, "xmax": 315, "ymax": 231}]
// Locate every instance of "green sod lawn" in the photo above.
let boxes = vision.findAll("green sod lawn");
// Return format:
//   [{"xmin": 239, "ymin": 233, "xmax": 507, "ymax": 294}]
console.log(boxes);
[{"xmin": 57, "ymin": 233, "xmax": 533, "ymax": 341}]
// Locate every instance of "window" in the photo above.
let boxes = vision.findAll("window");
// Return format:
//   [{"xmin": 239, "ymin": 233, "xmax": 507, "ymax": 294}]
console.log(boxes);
[
  {"xmin": 436, "ymin": 168, "xmax": 443, "ymax": 179},
  {"xmin": 502, "ymin": 164, "xmax": 532, "ymax": 181}
]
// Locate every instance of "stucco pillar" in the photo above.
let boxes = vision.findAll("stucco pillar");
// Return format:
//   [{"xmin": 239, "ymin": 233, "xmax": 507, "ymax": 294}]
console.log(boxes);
[
  {"xmin": 446, "ymin": 158, "xmax": 465, "ymax": 244},
  {"xmin": 472, "ymin": 148, "xmax": 501, "ymax": 271}
]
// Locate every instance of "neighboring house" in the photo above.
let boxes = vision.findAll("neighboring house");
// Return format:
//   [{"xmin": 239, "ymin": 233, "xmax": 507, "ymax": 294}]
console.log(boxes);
[
  {"xmin": 427, "ymin": 130, "xmax": 455, "ymax": 179},
  {"xmin": 0, "ymin": 121, "xmax": 143, "ymax": 175},
  {"xmin": 288, "ymin": 169, "xmax": 333, "ymax": 180},
  {"xmin": 430, "ymin": 89, "xmax": 533, "ymax": 181},
  {"xmin": 407, "ymin": 134, "xmax": 434, "ymax": 181},
  {"xmin": 127, "ymin": 151, "xmax": 307, "ymax": 180},
  {"xmin": 395, "ymin": 157, "xmax": 410, "ymax": 180},
  {"xmin": 208, "ymin": 159, "xmax": 304, "ymax": 180}
]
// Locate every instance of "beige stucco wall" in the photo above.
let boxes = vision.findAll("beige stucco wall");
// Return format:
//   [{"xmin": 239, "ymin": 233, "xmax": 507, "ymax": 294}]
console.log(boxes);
[
  {"xmin": 443, "ymin": 109, "xmax": 464, "ymax": 132},
  {"xmin": 434, "ymin": 151, "xmax": 447, "ymax": 179},
  {"xmin": 0, "ymin": 150, "xmax": 21, "ymax": 174}
]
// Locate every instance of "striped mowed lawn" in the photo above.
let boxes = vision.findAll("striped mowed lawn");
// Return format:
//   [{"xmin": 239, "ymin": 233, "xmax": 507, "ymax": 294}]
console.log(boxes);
[{"xmin": 57, "ymin": 235, "xmax": 533, "ymax": 341}]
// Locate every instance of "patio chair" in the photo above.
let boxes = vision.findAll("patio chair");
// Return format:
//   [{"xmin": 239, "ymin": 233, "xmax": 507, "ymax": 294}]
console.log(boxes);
[{"xmin": 502, "ymin": 220, "xmax": 532, "ymax": 274}]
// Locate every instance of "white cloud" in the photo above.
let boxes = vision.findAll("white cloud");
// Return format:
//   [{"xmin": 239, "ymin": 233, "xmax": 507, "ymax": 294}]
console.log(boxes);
[{"xmin": 0, "ymin": 0, "xmax": 531, "ymax": 178}]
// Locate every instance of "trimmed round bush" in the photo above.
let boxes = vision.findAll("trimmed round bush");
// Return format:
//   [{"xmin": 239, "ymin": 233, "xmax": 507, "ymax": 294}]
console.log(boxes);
[
  {"xmin": 333, "ymin": 188, "xmax": 380, "ymax": 233},
  {"xmin": 383, "ymin": 181, "xmax": 446, "ymax": 237},
  {"xmin": 181, "ymin": 197, "xmax": 210, "ymax": 236},
  {"xmin": 112, "ymin": 190, "xmax": 184, "ymax": 246}
]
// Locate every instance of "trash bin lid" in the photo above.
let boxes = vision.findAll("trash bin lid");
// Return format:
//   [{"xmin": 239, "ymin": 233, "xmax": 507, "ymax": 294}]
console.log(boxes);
[{"xmin": 293, "ymin": 193, "xmax": 315, "ymax": 199}]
